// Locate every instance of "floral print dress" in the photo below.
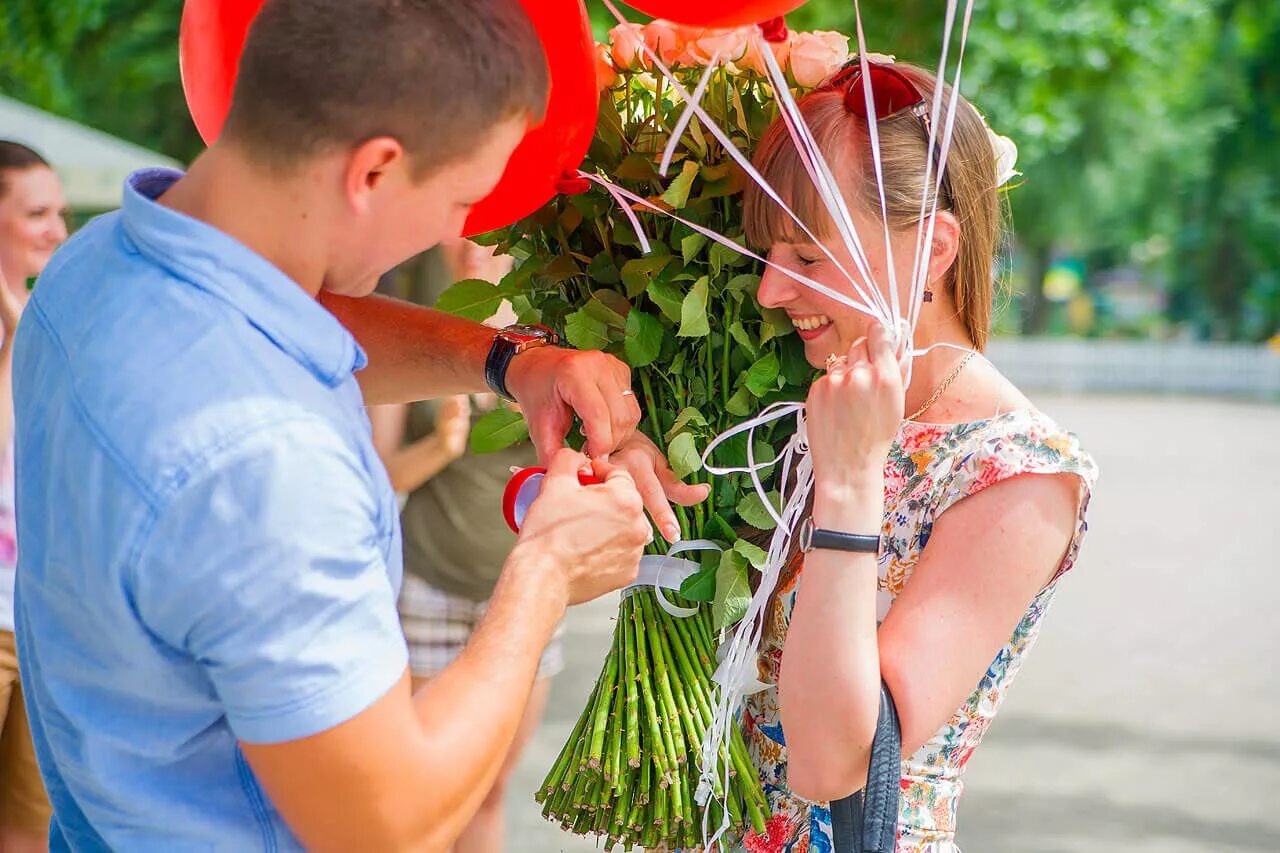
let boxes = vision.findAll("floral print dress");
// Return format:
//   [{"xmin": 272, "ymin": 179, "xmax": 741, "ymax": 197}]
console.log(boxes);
[{"xmin": 734, "ymin": 409, "xmax": 1098, "ymax": 853}]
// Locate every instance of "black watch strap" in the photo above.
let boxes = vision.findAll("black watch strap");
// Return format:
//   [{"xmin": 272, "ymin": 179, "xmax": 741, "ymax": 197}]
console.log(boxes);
[
  {"xmin": 484, "ymin": 325, "xmax": 560, "ymax": 402},
  {"xmin": 800, "ymin": 517, "xmax": 880, "ymax": 554},
  {"xmin": 484, "ymin": 335, "xmax": 520, "ymax": 402}
]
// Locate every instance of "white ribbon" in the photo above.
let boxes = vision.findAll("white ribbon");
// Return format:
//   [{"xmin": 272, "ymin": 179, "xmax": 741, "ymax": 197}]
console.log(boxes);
[{"xmin": 626, "ymin": 539, "xmax": 723, "ymax": 618}]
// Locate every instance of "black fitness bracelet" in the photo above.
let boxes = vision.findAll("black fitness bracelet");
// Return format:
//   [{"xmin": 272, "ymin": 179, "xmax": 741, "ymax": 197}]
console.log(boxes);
[{"xmin": 798, "ymin": 517, "xmax": 880, "ymax": 555}]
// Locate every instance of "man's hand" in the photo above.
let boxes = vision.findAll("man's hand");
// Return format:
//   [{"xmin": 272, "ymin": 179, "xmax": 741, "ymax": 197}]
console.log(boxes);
[
  {"xmin": 591, "ymin": 433, "xmax": 711, "ymax": 544},
  {"xmin": 504, "ymin": 347, "xmax": 640, "ymax": 462},
  {"xmin": 513, "ymin": 449, "xmax": 650, "ymax": 605},
  {"xmin": 433, "ymin": 394, "xmax": 472, "ymax": 462}
]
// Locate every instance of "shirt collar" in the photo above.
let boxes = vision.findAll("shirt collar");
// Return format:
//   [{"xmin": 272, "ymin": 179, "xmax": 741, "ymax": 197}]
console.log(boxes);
[{"xmin": 119, "ymin": 169, "xmax": 367, "ymax": 386}]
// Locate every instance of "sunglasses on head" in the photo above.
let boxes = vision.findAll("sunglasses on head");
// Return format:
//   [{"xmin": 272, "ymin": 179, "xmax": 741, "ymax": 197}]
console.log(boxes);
[{"xmin": 821, "ymin": 57, "xmax": 952, "ymax": 207}]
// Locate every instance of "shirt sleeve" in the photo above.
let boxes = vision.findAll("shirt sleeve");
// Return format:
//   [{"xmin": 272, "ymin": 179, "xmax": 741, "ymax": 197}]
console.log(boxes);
[{"xmin": 131, "ymin": 416, "xmax": 408, "ymax": 744}]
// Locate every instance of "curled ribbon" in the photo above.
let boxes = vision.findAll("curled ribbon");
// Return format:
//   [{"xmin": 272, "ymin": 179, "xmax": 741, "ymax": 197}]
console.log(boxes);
[{"xmin": 626, "ymin": 539, "xmax": 722, "ymax": 618}]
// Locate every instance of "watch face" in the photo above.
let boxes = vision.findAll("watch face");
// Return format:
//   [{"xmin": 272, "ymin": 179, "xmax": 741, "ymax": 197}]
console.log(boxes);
[
  {"xmin": 501, "ymin": 324, "xmax": 555, "ymax": 345},
  {"xmin": 798, "ymin": 517, "xmax": 814, "ymax": 553}
]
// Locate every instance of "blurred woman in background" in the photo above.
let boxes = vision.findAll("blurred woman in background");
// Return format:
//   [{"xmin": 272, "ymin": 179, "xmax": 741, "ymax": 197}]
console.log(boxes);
[{"xmin": 0, "ymin": 139, "xmax": 68, "ymax": 852}]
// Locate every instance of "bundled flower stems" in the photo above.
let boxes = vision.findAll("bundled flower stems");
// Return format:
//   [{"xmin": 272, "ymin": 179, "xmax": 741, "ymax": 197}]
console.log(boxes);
[{"xmin": 535, "ymin": 589, "xmax": 768, "ymax": 849}]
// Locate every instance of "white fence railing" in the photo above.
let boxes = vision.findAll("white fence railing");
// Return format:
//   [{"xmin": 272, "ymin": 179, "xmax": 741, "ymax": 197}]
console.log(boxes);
[{"xmin": 984, "ymin": 338, "xmax": 1280, "ymax": 400}]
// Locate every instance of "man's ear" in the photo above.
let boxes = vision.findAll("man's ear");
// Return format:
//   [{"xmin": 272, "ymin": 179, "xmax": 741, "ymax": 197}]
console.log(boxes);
[
  {"xmin": 344, "ymin": 137, "xmax": 406, "ymax": 214},
  {"xmin": 926, "ymin": 210, "xmax": 961, "ymax": 285}
]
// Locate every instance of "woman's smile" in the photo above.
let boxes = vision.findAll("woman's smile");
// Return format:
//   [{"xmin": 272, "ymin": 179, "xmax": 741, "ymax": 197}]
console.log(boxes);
[{"xmin": 790, "ymin": 312, "xmax": 834, "ymax": 340}]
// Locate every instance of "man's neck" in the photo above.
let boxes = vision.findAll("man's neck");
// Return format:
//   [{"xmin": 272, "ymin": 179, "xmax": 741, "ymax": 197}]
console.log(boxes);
[{"xmin": 158, "ymin": 144, "xmax": 329, "ymax": 298}]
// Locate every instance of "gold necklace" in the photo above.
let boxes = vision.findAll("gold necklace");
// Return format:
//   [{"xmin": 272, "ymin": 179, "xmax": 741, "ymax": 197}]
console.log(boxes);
[{"xmin": 905, "ymin": 351, "xmax": 976, "ymax": 421}]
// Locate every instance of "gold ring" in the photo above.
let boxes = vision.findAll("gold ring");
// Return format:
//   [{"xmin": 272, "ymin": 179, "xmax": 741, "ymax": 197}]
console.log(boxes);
[{"xmin": 825, "ymin": 353, "xmax": 847, "ymax": 372}]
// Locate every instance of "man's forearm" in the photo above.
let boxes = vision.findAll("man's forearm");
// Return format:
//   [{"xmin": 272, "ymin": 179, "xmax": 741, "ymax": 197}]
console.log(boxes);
[
  {"xmin": 406, "ymin": 546, "xmax": 567, "ymax": 845},
  {"xmin": 321, "ymin": 293, "xmax": 494, "ymax": 405}
]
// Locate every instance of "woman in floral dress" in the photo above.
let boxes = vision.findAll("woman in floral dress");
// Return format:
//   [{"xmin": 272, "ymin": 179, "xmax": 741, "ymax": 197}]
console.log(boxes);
[{"xmin": 727, "ymin": 58, "xmax": 1098, "ymax": 852}]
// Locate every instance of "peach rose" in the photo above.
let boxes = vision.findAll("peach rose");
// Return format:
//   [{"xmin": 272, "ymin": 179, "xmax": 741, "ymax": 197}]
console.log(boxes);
[
  {"xmin": 643, "ymin": 19, "xmax": 687, "ymax": 67},
  {"xmin": 787, "ymin": 30, "xmax": 850, "ymax": 88},
  {"xmin": 595, "ymin": 44, "xmax": 620, "ymax": 91},
  {"xmin": 739, "ymin": 31, "xmax": 792, "ymax": 76},
  {"xmin": 609, "ymin": 22, "xmax": 646, "ymax": 70},
  {"xmin": 681, "ymin": 27, "xmax": 750, "ymax": 67}
]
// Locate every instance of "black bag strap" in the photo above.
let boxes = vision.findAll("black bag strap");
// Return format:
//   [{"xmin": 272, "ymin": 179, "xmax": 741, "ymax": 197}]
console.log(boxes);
[{"xmin": 829, "ymin": 681, "xmax": 901, "ymax": 853}]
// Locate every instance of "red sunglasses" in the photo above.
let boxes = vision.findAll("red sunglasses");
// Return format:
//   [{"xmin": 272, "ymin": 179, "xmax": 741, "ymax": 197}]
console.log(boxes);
[{"xmin": 822, "ymin": 57, "xmax": 951, "ymax": 205}]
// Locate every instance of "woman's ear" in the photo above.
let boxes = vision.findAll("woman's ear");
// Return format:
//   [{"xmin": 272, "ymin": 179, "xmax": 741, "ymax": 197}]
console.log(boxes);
[{"xmin": 926, "ymin": 210, "xmax": 961, "ymax": 284}]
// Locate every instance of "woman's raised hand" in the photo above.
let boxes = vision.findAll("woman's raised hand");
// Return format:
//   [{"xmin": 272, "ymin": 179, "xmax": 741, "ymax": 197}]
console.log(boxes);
[{"xmin": 805, "ymin": 321, "xmax": 905, "ymax": 502}]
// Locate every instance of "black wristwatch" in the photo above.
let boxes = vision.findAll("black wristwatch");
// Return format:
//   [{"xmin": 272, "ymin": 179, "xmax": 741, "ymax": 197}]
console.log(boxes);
[
  {"xmin": 798, "ymin": 517, "xmax": 880, "ymax": 555},
  {"xmin": 484, "ymin": 324, "xmax": 561, "ymax": 401}
]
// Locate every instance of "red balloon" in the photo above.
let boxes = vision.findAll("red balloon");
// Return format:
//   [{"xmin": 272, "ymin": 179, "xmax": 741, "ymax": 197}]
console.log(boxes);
[
  {"xmin": 622, "ymin": 0, "xmax": 808, "ymax": 29},
  {"xmin": 178, "ymin": 0, "xmax": 598, "ymax": 236},
  {"xmin": 463, "ymin": 0, "xmax": 598, "ymax": 236},
  {"xmin": 179, "ymin": 0, "xmax": 262, "ymax": 145}
]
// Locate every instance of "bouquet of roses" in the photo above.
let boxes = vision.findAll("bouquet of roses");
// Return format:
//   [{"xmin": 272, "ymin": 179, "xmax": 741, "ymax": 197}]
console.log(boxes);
[{"xmin": 438, "ymin": 18, "xmax": 854, "ymax": 850}]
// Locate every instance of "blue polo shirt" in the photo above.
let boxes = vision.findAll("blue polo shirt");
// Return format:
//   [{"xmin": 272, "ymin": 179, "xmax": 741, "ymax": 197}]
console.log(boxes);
[{"xmin": 12, "ymin": 169, "xmax": 408, "ymax": 851}]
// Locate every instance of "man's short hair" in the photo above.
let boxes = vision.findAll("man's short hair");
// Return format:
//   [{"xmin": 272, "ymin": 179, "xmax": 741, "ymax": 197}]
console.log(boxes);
[{"xmin": 222, "ymin": 0, "xmax": 549, "ymax": 178}]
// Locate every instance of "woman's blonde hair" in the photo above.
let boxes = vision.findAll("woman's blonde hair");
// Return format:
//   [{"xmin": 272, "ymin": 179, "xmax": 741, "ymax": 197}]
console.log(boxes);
[{"xmin": 743, "ymin": 62, "xmax": 1002, "ymax": 350}]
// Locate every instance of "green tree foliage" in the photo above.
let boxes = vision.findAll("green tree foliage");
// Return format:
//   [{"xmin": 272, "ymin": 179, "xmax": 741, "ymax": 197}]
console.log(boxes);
[{"xmin": 3, "ymin": 0, "xmax": 1275, "ymax": 338}]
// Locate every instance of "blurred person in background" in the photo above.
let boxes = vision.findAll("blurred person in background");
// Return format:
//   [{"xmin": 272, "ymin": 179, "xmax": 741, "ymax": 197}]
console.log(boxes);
[
  {"xmin": 0, "ymin": 139, "xmax": 67, "ymax": 853},
  {"xmin": 370, "ymin": 239, "xmax": 551, "ymax": 853}
]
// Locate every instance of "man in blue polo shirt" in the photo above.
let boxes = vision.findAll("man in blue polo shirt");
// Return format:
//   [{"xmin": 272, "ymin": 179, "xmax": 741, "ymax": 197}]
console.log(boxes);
[{"xmin": 10, "ymin": 1, "xmax": 708, "ymax": 850}]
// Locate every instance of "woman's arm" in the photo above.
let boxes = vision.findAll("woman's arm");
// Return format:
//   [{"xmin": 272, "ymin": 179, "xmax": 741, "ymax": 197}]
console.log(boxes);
[
  {"xmin": 0, "ymin": 270, "xmax": 25, "ymax": 453},
  {"xmin": 781, "ymin": 470, "xmax": 1080, "ymax": 802},
  {"xmin": 367, "ymin": 397, "xmax": 471, "ymax": 495},
  {"xmin": 778, "ymin": 323, "xmax": 1083, "ymax": 802}
]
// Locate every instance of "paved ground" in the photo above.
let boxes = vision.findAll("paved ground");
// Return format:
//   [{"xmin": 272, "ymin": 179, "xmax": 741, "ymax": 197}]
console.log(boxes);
[{"xmin": 504, "ymin": 395, "xmax": 1280, "ymax": 852}]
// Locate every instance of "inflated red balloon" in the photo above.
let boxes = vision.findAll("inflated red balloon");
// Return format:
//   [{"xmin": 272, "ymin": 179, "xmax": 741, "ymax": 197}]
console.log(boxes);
[
  {"xmin": 179, "ymin": 0, "xmax": 262, "ymax": 145},
  {"xmin": 622, "ymin": 0, "xmax": 808, "ymax": 29},
  {"xmin": 178, "ymin": 0, "xmax": 598, "ymax": 236},
  {"xmin": 463, "ymin": 0, "xmax": 598, "ymax": 236}
]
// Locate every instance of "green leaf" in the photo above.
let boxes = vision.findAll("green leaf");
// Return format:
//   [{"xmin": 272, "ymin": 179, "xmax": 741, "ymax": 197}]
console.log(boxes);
[
  {"xmin": 564, "ymin": 309, "xmax": 610, "ymax": 351},
  {"xmin": 737, "ymin": 490, "xmax": 781, "ymax": 530},
  {"xmin": 615, "ymin": 152, "xmax": 660, "ymax": 182},
  {"xmin": 745, "ymin": 352, "xmax": 781, "ymax": 397},
  {"xmin": 664, "ymin": 406, "xmax": 708, "ymax": 443},
  {"xmin": 680, "ymin": 566, "xmax": 717, "ymax": 602},
  {"xmin": 681, "ymin": 232, "xmax": 709, "ymax": 265},
  {"xmin": 728, "ymin": 320, "xmax": 759, "ymax": 359},
  {"xmin": 647, "ymin": 278, "xmax": 685, "ymax": 323},
  {"xmin": 623, "ymin": 310, "xmax": 664, "ymax": 368},
  {"xmin": 725, "ymin": 386, "xmax": 753, "ymax": 416},
  {"xmin": 585, "ymin": 290, "xmax": 630, "ymax": 327},
  {"xmin": 733, "ymin": 538, "xmax": 770, "ymax": 570},
  {"xmin": 713, "ymin": 549, "xmax": 751, "ymax": 629},
  {"xmin": 709, "ymin": 241, "xmax": 743, "ymax": 279},
  {"xmin": 678, "ymin": 276, "xmax": 710, "ymax": 338},
  {"xmin": 759, "ymin": 307, "xmax": 794, "ymax": 345},
  {"xmin": 726, "ymin": 273, "xmax": 760, "ymax": 294},
  {"xmin": 470, "ymin": 408, "xmax": 528, "ymax": 454},
  {"xmin": 589, "ymin": 252, "xmax": 622, "ymax": 285},
  {"xmin": 542, "ymin": 255, "xmax": 580, "ymax": 283},
  {"xmin": 621, "ymin": 256, "xmax": 672, "ymax": 299},
  {"xmin": 666, "ymin": 431, "xmax": 703, "ymax": 479},
  {"xmin": 511, "ymin": 294, "xmax": 540, "ymax": 325},
  {"xmin": 661, "ymin": 160, "xmax": 700, "ymax": 210},
  {"xmin": 434, "ymin": 278, "xmax": 504, "ymax": 322}
]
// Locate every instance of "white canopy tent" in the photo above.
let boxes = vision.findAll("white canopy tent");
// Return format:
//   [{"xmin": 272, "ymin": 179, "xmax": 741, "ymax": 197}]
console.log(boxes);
[{"xmin": 0, "ymin": 94, "xmax": 184, "ymax": 210}]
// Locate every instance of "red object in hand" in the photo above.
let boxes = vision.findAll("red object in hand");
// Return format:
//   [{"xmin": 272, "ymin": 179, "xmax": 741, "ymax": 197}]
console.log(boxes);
[
  {"xmin": 502, "ymin": 466, "xmax": 602, "ymax": 534},
  {"xmin": 178, "ymin": 0, "xmax": 598, "ymax": 236},
  {"xmin": 620, "ymin": 0, "xmax": 808, "ymax": 29}
]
